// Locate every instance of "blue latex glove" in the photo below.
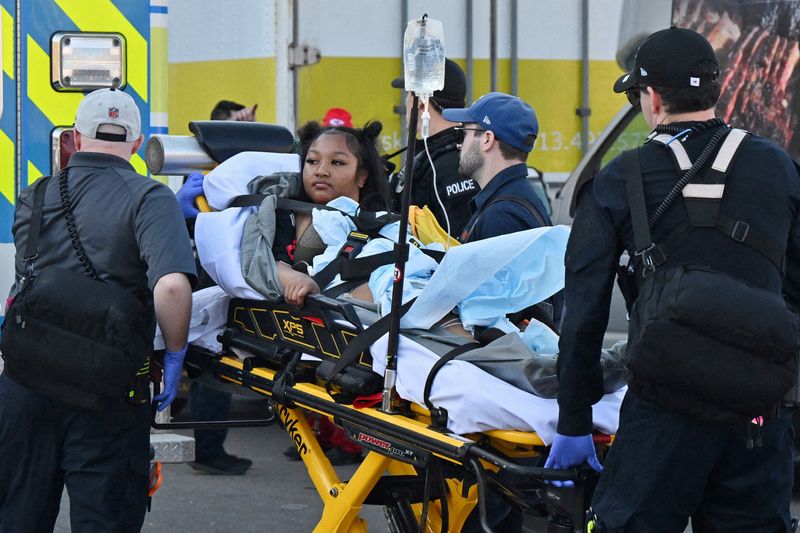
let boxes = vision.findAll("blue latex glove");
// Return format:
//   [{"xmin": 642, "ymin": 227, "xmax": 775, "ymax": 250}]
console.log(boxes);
[
  {"xmin": 153, "ymin": 344, "xmax": 187, "ymax": 412},
  {"xmin": 543, "ymin": 433, "xmax": 603, "ymax": 487},
  {"xmin": 176, "ymin": 172, "xmax": 204, "ymax": 219}
]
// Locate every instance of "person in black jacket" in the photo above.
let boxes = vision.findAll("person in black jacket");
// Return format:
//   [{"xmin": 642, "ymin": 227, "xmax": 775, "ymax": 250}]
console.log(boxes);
[
  {"xmin": 547, "ymin": 28, "xmax": 800, "ymax": 532},
  {"xmin": 390, "ymin": 58, "xmax": 477, "ymax": 237}
]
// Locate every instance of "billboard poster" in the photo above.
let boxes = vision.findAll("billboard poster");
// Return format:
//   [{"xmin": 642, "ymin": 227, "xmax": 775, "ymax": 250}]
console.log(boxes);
[{"xmin": 674, "ymin": 0, "xmax": 800, "ymax": 158}]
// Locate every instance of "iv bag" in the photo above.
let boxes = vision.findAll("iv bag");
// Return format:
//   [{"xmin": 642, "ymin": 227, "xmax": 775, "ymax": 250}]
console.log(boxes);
[{"xmin": 403, "ymin": 16, "xmax": 445, "ymax": 97}]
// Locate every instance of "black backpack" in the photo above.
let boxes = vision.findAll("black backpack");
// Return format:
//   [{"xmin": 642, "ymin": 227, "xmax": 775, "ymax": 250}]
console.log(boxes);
[
  {"xmin": 621, "ymin": 129, "xmax": 799, "ymax": 423},
  {"xmin": 1, "ymin": 172, "xmax": 151, "ymax": 411}
]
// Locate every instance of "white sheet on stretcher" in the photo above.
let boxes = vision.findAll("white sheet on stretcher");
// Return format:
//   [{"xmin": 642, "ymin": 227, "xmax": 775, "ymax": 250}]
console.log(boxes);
[
  {"xmin": 369, "ymin": 333, "xmax": 624, "ymax": 444},
  {"xmin": 159, "ymin": 286, "xmax": 625, "ymax": 442}
]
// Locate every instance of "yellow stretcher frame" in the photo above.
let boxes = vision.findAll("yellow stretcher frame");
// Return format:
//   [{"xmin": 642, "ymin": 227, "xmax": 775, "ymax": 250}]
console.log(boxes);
[
  {"xmin": 169, "ymin": 347, "xmax": 602, "ymax": 533},
  {"xmin": 212, "ymin": 354, "xmax": 481, "ymax": 532}
]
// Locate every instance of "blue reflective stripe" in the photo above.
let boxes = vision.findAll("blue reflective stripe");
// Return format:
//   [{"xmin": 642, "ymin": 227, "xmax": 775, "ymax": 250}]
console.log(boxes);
[
  {"xmin": 111, "ymin": 0, "xmax": 149, "ymax": 33},
  {"xmin": 149, "ymin": 126, "xmax": 168, "ymax": 134},
  {"xmin": 149, "ymin": 5, "xmax": 168, "ymax": 14}
]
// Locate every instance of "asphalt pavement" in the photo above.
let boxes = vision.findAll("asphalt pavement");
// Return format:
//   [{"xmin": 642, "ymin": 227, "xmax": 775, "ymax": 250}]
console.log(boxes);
[{"xmin": 52, "ymin": 396, "xmax": 800, "ymax": 532}]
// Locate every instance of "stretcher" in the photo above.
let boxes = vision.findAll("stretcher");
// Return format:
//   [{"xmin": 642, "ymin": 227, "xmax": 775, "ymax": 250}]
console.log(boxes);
[
  {"xmin": 159, "ymin": 291, "xmax": 614, "ymax": 533},
  {"xmin": 146, "ymin": 126, "xmax": 617, "ymax": 531}
]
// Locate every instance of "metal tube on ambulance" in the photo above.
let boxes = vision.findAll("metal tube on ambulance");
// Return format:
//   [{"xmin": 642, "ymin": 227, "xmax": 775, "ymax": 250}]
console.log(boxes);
[{"xmin": 145, "ymin": 135, "xmax": 215, "ymax": 175}]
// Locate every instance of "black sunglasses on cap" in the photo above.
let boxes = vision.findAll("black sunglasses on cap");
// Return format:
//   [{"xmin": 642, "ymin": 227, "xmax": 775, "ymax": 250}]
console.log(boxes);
[
  {"xmin": 626, "ymin": 86, "xmax": 644, "ymax": 107},
  {"xmin": 453, "ymin": 126, "xmax": 485, "ymax": 144}
]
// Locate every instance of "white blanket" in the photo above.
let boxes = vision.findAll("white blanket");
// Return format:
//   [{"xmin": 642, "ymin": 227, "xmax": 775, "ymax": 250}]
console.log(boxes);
[{"xmin": 370, "ymin": 333, "xmax": 624, "ymax": 444}]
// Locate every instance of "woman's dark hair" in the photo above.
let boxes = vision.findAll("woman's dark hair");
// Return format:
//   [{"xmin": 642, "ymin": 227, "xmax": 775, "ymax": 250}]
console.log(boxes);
[{"xmin": 296, "ymin": 120, "xmax": 390, "ymax": 211}]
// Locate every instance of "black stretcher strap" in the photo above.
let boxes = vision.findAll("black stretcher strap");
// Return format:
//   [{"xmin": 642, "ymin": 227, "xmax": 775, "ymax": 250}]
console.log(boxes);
[
  {"xmin": 321, "ymin": 280, "xmax": 363, "ymax": 298},
  {"xmin": 325, "ymin": 298, "xmax": 416, "ymax": 392},
  {"xmin": 423, "ymin": 341, "xmax": 481, "ymax": 430},
  {"xmin": 312, "ymin": 236, "xmax": 444, "ymax": 296},
  {"xmin": 229, "ymin": 194, "xmax": 399, "ymax": 233},
  {"xmin": 312, "ymin": 232, "xmax": 371, "ymax": 289},
  {"xmin": 340, "ymin": 251, "xmax": 396, "ymax": 280},
  {"xmin": 319, "ymin": 248, "xmax": 444, "ymax": 298},
  {"xmin": 312, "ymin": 254, "xmax": 347, "ymax": 291},
  {"xmin": 313, "ymin": 243, "xmax": 395, "ymax": 291}
]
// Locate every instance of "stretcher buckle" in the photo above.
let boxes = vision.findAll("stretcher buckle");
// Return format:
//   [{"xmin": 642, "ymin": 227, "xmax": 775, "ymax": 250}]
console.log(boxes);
[
  {"xmin": 429, "ymin": 406, "xmax": 449, "ymax": 431},
  {"xmin": 339, "ymin": 232, "xmax": 370, "ymax": 259}
]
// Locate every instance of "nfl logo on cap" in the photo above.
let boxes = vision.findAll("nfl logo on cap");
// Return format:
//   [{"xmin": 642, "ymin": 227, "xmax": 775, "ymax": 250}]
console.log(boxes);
[{"xmin": 108, "ymin": 107, "xmax": 119, "ymax": 118}]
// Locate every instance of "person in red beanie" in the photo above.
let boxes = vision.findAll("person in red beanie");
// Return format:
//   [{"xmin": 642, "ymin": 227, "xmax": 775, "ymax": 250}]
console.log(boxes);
[{"xmin": 322, "ymin": 107, "xmax": 354, "ymax": 128}]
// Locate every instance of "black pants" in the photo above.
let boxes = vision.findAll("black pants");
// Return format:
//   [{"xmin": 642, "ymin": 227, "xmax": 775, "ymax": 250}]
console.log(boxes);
[
  {"xmin": 0, "ymin": 372, "xmax": 150, "ymax": 533},
  {"xmin": 592, "ymin": 391, "xmax": 794, "ymax": 532},
  {"xmin": 189, "ymin": 380, "xmax": 232, "ymax": 461}
]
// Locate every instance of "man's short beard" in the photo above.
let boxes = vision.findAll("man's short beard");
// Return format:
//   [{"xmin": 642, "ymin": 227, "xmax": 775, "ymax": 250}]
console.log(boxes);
[{"xmin": 458, "ymin": 139, "xmax": 483, "ymax": 178}]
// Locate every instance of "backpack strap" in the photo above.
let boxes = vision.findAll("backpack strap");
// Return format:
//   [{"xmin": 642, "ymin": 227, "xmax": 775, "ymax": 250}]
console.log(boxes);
[
  {"xmin": 632, "ymin": 128, "xmax": 785, "ymax": 274},
  {"xmin": 707, "ymin": 128, "xmax": 749, "ymax": 181},
  {"xmin": 23, "ymin": 176, "xmax": 53, "ymax": 263},
  {"xmin": 492, "ymin": 195, "xmax": 549, "ymax": 227},
  {"xmin": 622, "ymin": 149, "xmax": 665, "ymax": 275},
  {"xmin": 460, "ymin": 194, "xmax": 548, "ymax": 242},
  {"xmin": 649, "ymin": 133, "xmax": 692, "ymax": 171}
]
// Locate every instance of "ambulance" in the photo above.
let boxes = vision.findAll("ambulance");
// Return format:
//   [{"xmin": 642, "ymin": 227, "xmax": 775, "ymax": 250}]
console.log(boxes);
[
  {"xmin": 0, "ymin": 0, "xmax": 190, "ymax": 462},
  {"xmin": 0, "ymin": 0, "xmax": 169, "ymax": 301}
]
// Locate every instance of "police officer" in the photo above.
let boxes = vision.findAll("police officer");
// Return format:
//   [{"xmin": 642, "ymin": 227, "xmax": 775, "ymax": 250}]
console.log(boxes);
[
  {"xmin": 444, "ymin": 91, "xmax": 554, "ymax": 532},
  {"xmin": 0, "ymin": 88, "xmax": 196, "ymax": 532},
  {"xmin": 442, "ymin": 92, "xmax": 551, "ymax": 242},
  {"xmin": 391, "ymin": 58, "xmax": 477, "ymax": 237},
  {"xmin": 547, "ymin": 28, "xmax": 800, "ymax": 532}
]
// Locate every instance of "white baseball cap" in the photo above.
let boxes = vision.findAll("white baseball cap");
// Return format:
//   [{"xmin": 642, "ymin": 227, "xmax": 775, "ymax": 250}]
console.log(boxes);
[{"xmin": 74, "ymin": 88, "xmax": 141, "ymax": 142}]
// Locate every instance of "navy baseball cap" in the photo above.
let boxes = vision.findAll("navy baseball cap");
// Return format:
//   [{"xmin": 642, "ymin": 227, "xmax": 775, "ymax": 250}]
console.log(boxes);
[
  {"xmin": 442, "ymin": 92, "xmax": 539, "ymax": 153},
  {"xmin": 614, "ymin": 27, "xmax": 719, "ymax": 93}
]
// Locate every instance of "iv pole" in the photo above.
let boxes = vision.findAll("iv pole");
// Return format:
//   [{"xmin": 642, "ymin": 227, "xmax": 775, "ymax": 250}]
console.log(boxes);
[
  {"xmin": 380, "ymin": 92, "xmax": 419, "ymax": 413},
  {"xmin": 382, "ymin": 14, "xmax": 442, "ymax": 414}
]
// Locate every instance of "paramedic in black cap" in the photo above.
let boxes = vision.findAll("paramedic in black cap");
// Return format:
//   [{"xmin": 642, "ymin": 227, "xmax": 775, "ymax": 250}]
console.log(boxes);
[
  {"xmin": 390, "ymin": 58, "xmax": 477, "ymax": 237},
  {"xmin": 547, "ymin": 27, "xmax": 800, "ymax": 532}
]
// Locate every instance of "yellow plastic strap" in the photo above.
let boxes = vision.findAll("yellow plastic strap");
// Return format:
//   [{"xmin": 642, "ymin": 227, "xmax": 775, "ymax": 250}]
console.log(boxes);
[{"xmin": 409, "ymin": 205, "xmax": 459, "ymax": 248}]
